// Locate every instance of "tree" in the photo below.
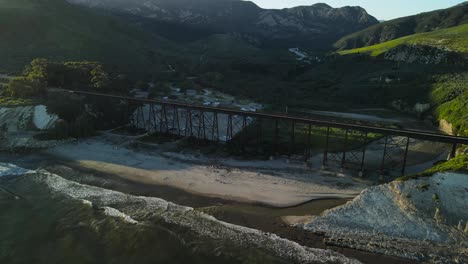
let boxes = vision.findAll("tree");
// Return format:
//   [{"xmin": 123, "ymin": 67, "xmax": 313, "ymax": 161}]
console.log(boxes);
[
  {"xmin": 46, "ymin": 93, "xmax": 84, "ymax": 122},
  {"xmin": 63, "ymin": 61, "xmax": 103, "ymax": 89},
  {"xmin": 25, "ymin": 58, "xmax": 48, "ymax": 83},
  {"xmin": 47, "ymin": 62, "xmax": 67, "ymax": 88},
  {"xmin": 149, "ymin": 82, "xmax": 171, "ymax": 97},
  {"xmin": 111, "ymin": 74, "xmax": 130, "ymax": 92},
  {"xmin": 5, "ymin": 76, "xmax": 45, "ymax": 98},
  {"xmin": 135, "ymin": 80, "xmax": 149, "ymax": 91},
  {"xmin": 180, "ymin": 79, "xmax": 195, "ymax": 91},
  {"xmin": 159, "ymin": 82, "xmax": 172, "ymax": 95},
  {"xmin": 91, "ymin": 65, "xmax": 110, "ymax": 90},
  {"xmin": 200, "ymin": 72, "xmax": 224, "ymax": 84},
  {"xmin": 6, "ymin": 58, "xmax": 48, "ymax": 98}
]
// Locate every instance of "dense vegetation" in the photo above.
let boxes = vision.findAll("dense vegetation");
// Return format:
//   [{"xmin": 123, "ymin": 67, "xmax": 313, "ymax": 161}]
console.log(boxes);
[
  {"xmin": 335, "ymin": 2, "xmax": 468, "ymax": 50},
  {"xmin": 431, "ymin": 73, "xmax": 468, "ymax": 136},
  {"xmin": 335, "ymin": 21, "xmax": 468, "ymax": 137},
  {"xmin": 424, "ymin": 154, "xmax": 468, "ymax": 174},
  {"xmin": 0, "ymin": 97, "xmax": 36, "ymax": 107},
  {"xmin": 4, "ymin": 59, "xmax": 47, "ymax": 98},
  {"xmin": 3, "ymin": 59, "xmax": 128, "ymax": 98},
  {"xmin": 0, "ymin": 0, "xmax": 174, "ymax": 73}
]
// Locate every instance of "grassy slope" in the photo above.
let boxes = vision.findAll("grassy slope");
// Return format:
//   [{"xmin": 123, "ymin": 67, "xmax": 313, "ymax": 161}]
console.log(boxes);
[
  {"xmin": 338, "ymin": 24, "xmax": 468, "ymax": 56},
  {"xmin": 430, "ymin": 72, "xmax": 467, "ymax": 137},
  {"xmin": 0, "ymin": 0, "xmax": 175, "ymax": 73},
  {"xmin": 398, "ymin": 154, "xmax": 468, "ymax": 181},
  {"xmin": 334, "ymin": 3, "xmax": 468, "ymax": 50}
]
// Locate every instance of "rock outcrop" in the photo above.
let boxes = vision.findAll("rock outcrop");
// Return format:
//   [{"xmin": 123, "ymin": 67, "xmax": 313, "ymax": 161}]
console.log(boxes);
[
  {"xmin": 390, "ymin": 100, "xmax": 432, "ymax": 117},
  {"xmin": 0, "ymin": 105, "xmax": 57, "ymax": 132},
  {"xmin": 0, "ymin": 105, "xmax": 60, "ymax": 151},
  {"xmin": 382, "ymin": 44, "xmax": 463, "ymax": 65},
  {"xmin": 303, "ymin": 173, "xmax": 468, "ymax": 263},
  {"xmin": 439, "ymin": 119, "xmax": 455, "ymax": 135}
]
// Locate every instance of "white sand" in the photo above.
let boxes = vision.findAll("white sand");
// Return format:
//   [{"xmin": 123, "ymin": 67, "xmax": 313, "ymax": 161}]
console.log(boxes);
[
  {"xmin": 303, "ymin": 172, "xmax": 468, "ymax": 262},
  {"xmin": 45, "ymin": 134, "xmax": 366, "ymax": 207}
]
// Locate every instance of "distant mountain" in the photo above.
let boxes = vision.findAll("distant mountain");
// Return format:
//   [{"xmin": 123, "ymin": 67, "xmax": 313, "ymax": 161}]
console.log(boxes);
[
  {"xmin": 335, "ymin": 3, "xmax": 468, "ymax": 50},
  {"xmin": 0, "ymin": 0, "xmax": 174, "ymax": 73},
  {"xmin": 66, "ymin": 0, "xmax": 379, "ymax": 48}
]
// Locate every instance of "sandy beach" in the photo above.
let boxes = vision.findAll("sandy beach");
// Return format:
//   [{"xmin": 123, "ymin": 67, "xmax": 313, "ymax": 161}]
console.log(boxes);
[{"xmin": 44, "ymin": 133, "xmax": 367, "ymax": 207}]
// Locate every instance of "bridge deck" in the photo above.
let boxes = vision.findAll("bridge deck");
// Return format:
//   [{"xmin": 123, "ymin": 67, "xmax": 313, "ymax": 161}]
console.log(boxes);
[
  {"xmin": 60, "ymin": 89, "xmax": 468, "ymax": 145},
  {"xmin": 52, "ymin": 89, "xmax": 468, "ymax": 177}
]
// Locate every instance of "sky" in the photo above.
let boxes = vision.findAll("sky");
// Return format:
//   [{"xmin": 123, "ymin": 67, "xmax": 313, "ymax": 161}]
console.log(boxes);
[{"xmin": 248, "ymin": 0, "xmax": 467, "ymax": 20}]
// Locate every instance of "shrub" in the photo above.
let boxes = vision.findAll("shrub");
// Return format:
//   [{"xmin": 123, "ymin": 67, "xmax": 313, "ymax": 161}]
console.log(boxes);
[{"xmin": 5, "ymin": 76, "xmax": 45, "ymax": 98}]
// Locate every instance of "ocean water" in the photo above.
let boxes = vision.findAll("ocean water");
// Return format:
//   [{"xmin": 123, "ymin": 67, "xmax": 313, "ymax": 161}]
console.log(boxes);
[{"xmin": 0, "ymin": 181, "xmax": 287, "ymax": 264}]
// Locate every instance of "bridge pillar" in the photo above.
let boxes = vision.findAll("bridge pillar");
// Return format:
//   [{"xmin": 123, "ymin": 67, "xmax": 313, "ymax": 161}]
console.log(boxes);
[
  {"xmin": 322, "ymin": 127, "xmax": 330, "ymax": 168},
  {"xmin": 305, "ymin": 123, "xmax": 312, "ymax": 163},
  {"xmin": 449, "ymin": 143, "xmax": 458, "ymax": 160},
  {"xmin": 212, "ymin": 112, "xmax": 219, "ymax": 142},
  {"xmin": 379, "ymin": 136, "xmax": 389, "ymax": 178},
  {"xmin": 242, "ymin": 115, "xmax": 247, "ymax": 153},
  {"xmin": 274, "ymin": 119, "xmax": 279, "ymax": 157},
  {"xmin": 227, "ymin": 114, "xmax": 233, "ymax": 142},
  {"xmin": 174, "ymin": 107, "xmax": 181, "ymax": 136},
  {"xmin": 289, "ymin": 121, "xmax": 295, "ymax": 158},
  {"xmin": 359, "ymin": 132, "xmax": 368, "ymax": 178},
  {"xmin": 401, "ymin": 137, "xmax": 411, "ymax": 176},
  {"xmin": 256, "ymin": 118, "xmax": 263, "ymax": 154},
  {"xmin": 341, "ymin": 129, "xmax": 349, "ymax": 169}
]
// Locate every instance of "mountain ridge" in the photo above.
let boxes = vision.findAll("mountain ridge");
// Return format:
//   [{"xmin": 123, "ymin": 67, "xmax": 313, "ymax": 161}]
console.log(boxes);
[{"xmin": 66, "ymin": 0, "xmax": 379, "ymax": 48}]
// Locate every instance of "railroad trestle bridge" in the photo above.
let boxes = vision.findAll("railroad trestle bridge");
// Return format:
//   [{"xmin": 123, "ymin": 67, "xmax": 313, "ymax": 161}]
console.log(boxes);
[{"xmin": 60, "ymin": 90, "xmax": 468, "ymax": 177}]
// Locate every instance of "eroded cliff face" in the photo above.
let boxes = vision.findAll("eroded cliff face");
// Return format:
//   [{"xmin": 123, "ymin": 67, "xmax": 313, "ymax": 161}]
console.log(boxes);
[
  {"xmin": 0, "ymin": 105, "xmax": 59, "ymax": 150},
  {"xmin": 303, "ymin": 173, "xmax": 468, "ymax": 263},
  {"xmin": 439, "ymin": 119, "xmax": 455, "ymax": 135},
  {"xmin": 0, "ymin": 105, "xmax": 57, "ymax": 132}
]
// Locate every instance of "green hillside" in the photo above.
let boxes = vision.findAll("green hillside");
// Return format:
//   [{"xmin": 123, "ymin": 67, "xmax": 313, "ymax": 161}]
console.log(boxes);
[
  {"xmin": 335, "ymin": 3, "xmax": 468, "ymax": 50},
  {"xmin": 0, "ymin": 0, "xmax": 174, "ymax": 73},
  {"xmin": 431, "ymin": 73, "xmax": 468, "ymax": 137},
  {"xmin": 338, "ymin": 24, "xmax": 468, "ymax": 56},
  {"xmin": 336, "ymin": 15, "xmax": 468, "ymax": 138}
]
